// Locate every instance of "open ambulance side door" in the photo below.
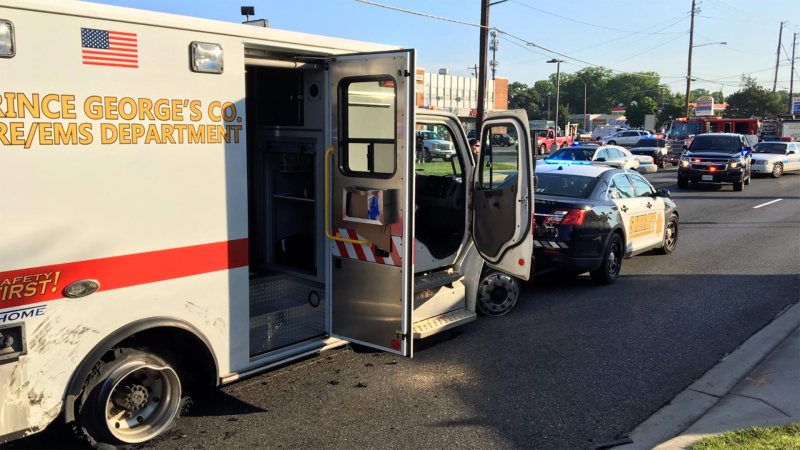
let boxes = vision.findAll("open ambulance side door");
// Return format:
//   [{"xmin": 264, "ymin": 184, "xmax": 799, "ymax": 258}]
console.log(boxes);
[
  {"xmin": 472, "ymin": 110, "xmax": 534, "ymax": 280},
  {"xmin": 327, "ymin": 50, "xmax": 415, "ymax": 356}
]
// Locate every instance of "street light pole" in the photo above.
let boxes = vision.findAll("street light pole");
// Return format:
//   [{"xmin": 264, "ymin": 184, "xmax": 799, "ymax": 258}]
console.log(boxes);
[{"xmin": 547, "ymin": 59, "xmax": 564, "ymax": 136}]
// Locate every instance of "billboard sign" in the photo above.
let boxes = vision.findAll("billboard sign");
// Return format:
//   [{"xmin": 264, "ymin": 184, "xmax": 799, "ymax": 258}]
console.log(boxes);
[
  {"xmin": 695, "ymin": 96, "xmax": 714, "ymax": 116},
  {"xmin": 792, "ymin": 97, "xmax": 800, "ymax": 115}
]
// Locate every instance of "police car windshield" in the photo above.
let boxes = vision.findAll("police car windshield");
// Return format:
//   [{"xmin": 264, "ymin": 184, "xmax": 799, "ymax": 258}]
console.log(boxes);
[
  {"xmin": 535, "ymin": 173, "xmax": 598, "ymax": 198},
  {"xmin": 546, "ymin": 147, "xmax": 595, "ymax": 161},
  {"xmin": 688, "ymin": 136, "xmax": 740, "ymax": 153},
  {"xmin": 753, "ymin": 143, "xmax": 787, "ymax": 154}
]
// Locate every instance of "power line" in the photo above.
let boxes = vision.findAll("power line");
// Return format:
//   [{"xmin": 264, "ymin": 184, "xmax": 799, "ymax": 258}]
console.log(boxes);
[
  {"xmin": 508, "ymin": 0, "xmax": 686, "ymax": 35},
  {"xmin": 614, "ymin": 32, "xmax": 690, "ymax": 64},
  {"xmin": 562, "ymin": 12, "xmax": 690, "ymax": 57}
]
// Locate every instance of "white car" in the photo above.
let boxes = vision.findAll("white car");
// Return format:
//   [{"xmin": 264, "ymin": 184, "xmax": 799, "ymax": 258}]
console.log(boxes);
[
  {"xmin": 601, "ymin": 130, "xmax": 651, "ymax": 147},
  {"xmin": 751, "ymin": 141, "xmax": 800, "ymax": 178},
  {"xmin": 416, "ymin": 130, "xmax": 456, "ymax": 162},
  {"xmin": 543, "ymin": 144, "xmax": 640, "ymax": 171}
]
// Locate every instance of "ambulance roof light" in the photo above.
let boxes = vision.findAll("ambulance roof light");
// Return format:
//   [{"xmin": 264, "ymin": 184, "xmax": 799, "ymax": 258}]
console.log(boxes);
[
  {"xmin": 0, "ymin": 20, "xmax": 15, "ymax": 58},
  {"xmin": 191, "ymin": 42, "xmax": 223, "ymax": 74}
]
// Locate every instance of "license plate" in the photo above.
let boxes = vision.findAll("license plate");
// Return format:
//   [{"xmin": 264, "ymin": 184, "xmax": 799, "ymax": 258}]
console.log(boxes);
[{"xmin": 701, "ymin": 175, "xmax": 713, "ymax": 181}]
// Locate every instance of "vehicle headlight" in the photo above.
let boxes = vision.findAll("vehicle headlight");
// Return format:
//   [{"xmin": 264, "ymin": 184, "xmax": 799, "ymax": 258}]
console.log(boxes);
[
  {"xmin": 680, "ymin": 158, "xmax": 690, "ymax": 168},
  {"xmin": 729, "ymin": 161, "xmax": 740, "ymax": 169}
]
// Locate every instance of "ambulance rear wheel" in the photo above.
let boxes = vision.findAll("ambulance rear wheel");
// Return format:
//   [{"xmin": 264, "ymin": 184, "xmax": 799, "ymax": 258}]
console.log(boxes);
[
  {"xmin": 76, "ymin": 347, "xmax": 183, "ymax": 448},
  {"xmin": 476, "ymin": 271, "xmax": 519, "ymax": 316}
]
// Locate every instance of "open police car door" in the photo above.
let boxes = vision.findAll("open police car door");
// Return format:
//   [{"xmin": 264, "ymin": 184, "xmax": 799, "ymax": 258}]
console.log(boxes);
[
  {"xmin": 472, "ymin": 110, "xmax": 534, "ymax": 280},
  {"xmin": 328, "ymin": 50, "xmax": 415, "ymax": 356}
]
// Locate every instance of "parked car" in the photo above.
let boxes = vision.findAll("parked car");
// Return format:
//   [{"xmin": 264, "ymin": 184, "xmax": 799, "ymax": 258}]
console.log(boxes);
[
  {"xmin": 577, "ymin": 129, "xmax": 592, "ymax": 140},
  {"xmin": 751, "ymin": 141, "xmax": 800, "ymax": 178},
  {"xmin": 678, "ymin": 133, "xmax": 752, "ymax": 191},
  {"xmin": 601, "ymin": 130, "xmax": 652, "ymax": 147},
  {"xmin": 630, "ymin": 138, "xmax": 669, "ymax": 168},
  {"xmin": 544, "ymin": 145, "xmax": 640, "ymax": 171},
  {"xmin": 491, "ymin": 133, "xmax": 517, "ymax": 147},
  {"xmin": 533, "ymin": 163, "xmax": 679, "ymax": 283},
  {"xmin": 416, "ymin": 130, "xmax": 456, "ymax": 162}
]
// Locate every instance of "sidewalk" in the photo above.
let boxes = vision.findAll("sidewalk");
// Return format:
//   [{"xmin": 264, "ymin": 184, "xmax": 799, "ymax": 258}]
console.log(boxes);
[{"xmin": 615, "ymin": 302, "xmax": 800, "ymax": 450}]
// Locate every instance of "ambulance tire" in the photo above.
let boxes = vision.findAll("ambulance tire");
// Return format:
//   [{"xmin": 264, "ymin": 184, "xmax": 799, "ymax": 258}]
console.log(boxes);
[
  {"xmin": 76, "ymin": 347, "xmax": 184, "ymax": 449},
  {"xmin": 590, "ymin": 233, "xmax": 622, "ymax": 285},
  {"xmin": 476, "ymin": 271, "xmax": 519, "ymax": 316}
]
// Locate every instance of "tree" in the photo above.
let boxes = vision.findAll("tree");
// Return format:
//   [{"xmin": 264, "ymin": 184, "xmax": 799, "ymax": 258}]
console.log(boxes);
[
  {"xmin": 725, "ymin": 77, "xmax": 784, "ymax": 118},
  {"xmin": 507, "ymin": 82, "xmax": 541, "ymax": 120},
  {"xmin": 625, "ymin": 97, "xmax": 657, "ymax": 128}
]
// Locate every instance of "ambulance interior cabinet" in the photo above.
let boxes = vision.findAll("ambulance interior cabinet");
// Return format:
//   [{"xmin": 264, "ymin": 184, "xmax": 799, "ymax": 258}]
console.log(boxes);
[{"xmin": 263, "ymin": 138, "xmax": 318, "ymax": 277}]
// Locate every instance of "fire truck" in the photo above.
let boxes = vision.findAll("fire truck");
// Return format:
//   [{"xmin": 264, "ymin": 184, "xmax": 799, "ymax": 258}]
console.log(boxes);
[
  {"xmin": 0, "ymin": 1, "xmax": 536, "ymax": 447},
  {"xmin": 666, "ymin": 117, "xmax": 760, "ymax": 153}
]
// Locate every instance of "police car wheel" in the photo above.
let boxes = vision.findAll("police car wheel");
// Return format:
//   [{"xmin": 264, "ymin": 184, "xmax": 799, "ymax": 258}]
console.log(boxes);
[
  {"xmin": 607, "ymin": 140, "xmax": 616, "ymax": 145},
  {"xmin": 733, "ymin": 178, "xmax": 744, "ymax": 191},
  {"xmin": 677, "ymin": 177, "xmax": 689, "ymax": 189},
  {"xmin": 476, "ymin": 271, "xmax": 519, "ymax": 316},
  {"xmin": 655, "ymin": 215, "xmax": 679, "ymax": 255},
  {"xmin": 76, "ymin": 347, "xmax": 183, "ymax": 448},
  {"xmin": 590, "ymin": 234, "xmax": 623, "ymax": 285},
  {"xmin": 772, "ymin": 163, "xmax": 783, "ymax": 178}
]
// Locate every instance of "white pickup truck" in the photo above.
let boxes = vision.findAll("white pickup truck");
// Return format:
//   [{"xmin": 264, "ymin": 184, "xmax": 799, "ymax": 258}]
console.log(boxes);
[{"xmin": 416, "ymin": 130, "xmax": 456, "ymax": 162}]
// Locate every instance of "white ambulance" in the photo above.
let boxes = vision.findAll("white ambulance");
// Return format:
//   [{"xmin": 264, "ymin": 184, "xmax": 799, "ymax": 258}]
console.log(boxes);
[{"xmin": 0, "ymin": 1, "xmax": 535, "ymax": 446}]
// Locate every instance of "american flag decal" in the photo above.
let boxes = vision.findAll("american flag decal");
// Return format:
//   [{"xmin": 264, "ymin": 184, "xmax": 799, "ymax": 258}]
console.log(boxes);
[{"xmin": 81, "ymin": 28, "xmax": 138, "ymax": 68}]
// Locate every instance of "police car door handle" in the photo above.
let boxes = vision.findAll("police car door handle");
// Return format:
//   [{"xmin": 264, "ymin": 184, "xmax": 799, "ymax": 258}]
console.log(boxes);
[
  {"xmin": 646, "ymin": 202, "xmax": 653, "ymax": 208},
  {"xmin": 620, "ymin": 205, "xmax": 628, "ymax": 212}
]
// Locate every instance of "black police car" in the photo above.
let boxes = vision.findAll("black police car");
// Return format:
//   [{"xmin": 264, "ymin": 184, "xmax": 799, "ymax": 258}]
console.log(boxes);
[
  {"xmin": 677, "ymin": 133, "xmax": 752, "ymax": 191},
  {"xmin": 534, "ymin": 162, "xmax": 679, "ymax": 284}
]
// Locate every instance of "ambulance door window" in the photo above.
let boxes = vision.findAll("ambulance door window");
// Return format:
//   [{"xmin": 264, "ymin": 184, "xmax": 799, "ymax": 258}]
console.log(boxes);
[{"xmin": 341, "ymin": 79, "xmax": 396, "ymax": 178}]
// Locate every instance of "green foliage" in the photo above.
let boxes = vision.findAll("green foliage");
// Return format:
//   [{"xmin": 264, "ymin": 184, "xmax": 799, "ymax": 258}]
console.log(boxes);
[
  {"xmin": 508, "ymin": 82, "xmax": 541, "ymax": 120},
  {"xmin": 625, "ymin": 97, "xmax": 658, "ymax": 128},
  {"xmin": 691, "ymin": 424, "xmax": 800, "ymax": 450},
  {"xmin": 725, "ymin": 77, "xmax": 785, "ymax": 118}
]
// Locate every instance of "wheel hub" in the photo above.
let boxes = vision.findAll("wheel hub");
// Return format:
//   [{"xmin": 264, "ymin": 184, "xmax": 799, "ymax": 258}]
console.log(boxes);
[{"xmin": 112, "ymin": 383, "xmax": 149, "ymax": 412}]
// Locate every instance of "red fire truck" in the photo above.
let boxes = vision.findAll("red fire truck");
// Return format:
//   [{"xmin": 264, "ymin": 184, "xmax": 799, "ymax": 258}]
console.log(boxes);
[{"xmin": 666, "ymin": 117, "xmax": 760, "ymax": 154}]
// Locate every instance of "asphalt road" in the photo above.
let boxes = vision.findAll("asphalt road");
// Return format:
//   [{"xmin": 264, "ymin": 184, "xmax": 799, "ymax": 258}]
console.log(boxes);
[{"xmin": 11, "ymin": 169, "xmax": 800, "ymax": 450}]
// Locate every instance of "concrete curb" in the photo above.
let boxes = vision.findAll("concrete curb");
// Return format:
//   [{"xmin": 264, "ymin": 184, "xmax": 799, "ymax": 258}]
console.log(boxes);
[{"xmin": 614, "ymin": 302, "xmax": 800, "ymax": 450}]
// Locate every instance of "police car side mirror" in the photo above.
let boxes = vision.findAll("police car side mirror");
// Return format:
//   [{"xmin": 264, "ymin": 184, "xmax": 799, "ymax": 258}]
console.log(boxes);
[
  {"xmin": 655, "ymin": 188, "xmax": 671, "ymax": 198},
  {"xmin": 789, "ymin": 150, "xmax": 797, "ymax": 155}
]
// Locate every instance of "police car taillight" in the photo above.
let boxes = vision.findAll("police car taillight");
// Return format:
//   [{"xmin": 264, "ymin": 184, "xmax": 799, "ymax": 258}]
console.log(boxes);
[
  {"xmin": 0, "ymin": 20, "xmax": 14, "ymax": 58},
  {"xmin": 544, "ymin": 208, "xmax": 586, "ymax": 226}
]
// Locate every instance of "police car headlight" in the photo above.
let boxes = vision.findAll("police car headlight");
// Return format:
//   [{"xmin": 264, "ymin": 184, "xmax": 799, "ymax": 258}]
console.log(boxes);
[
  {"xmin": 729, "ymin": 161, "xmax": 740, "ymax": 169},
  {"xmin": 0, "ymin": 20, "xmax": 14, "ymax": 58},
  {"xmin": 191, "ymin": 42, "xmax": 223, "ymax": 74},
  {"xmin": 680, "ymin": 158, "xmax": 690, "ymax": 168}
]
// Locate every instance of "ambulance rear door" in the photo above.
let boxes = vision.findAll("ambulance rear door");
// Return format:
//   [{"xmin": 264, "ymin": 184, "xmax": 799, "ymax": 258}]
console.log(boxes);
[
  {"xmin": 472, "ymin": 110, "xmax": 534, "ymax": 280},
  {"xmin": 328, "ymin": 50, "xmax": 415, "ymax": 356}
]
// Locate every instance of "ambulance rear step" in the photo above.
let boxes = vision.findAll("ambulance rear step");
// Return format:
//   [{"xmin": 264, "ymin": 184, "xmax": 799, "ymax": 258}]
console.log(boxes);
[
  {"xmin": 412, "ymin": 308, "xmax": 476, "ymax": 339},
  {"xmin": 414, "ymin": 269, "xmax": 463, "ymax": 295}
]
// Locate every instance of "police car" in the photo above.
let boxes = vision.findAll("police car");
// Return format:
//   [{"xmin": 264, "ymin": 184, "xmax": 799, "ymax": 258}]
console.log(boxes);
[
  {"xmin": 751, "ymin": 141, "xmax": 800, "ymax": 178},
  {"xmin": 534, "ymin": 162, "xmax": 679, "ymax": 284}
]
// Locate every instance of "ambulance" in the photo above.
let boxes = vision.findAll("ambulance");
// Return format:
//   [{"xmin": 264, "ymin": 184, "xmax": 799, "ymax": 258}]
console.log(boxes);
[{"xmin": 0, "ymin": 1, "xmax": 535, "ymax": 446}]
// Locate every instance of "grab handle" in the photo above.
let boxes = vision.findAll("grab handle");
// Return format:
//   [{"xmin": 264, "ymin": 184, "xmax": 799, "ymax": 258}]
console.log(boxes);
[{"xmin": 324, "ymin": 146, "xmax": 370, "ymax": 245}]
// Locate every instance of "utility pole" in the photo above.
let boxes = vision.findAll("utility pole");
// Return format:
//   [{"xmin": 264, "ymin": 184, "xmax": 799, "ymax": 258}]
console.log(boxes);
[
  {"xmin": 476, "ymin": 0, "xmax": 490, "ymax": 133},
  {"xmin": 773, "ymin": 21, "xmax": 786, "ymax": 93},
  {"xmin": 467, "ymin": 65, "xmax": 478, "ymax": 77},
  {"xmin": 582, "ymin": 79, "xmax": 588, "ymax": 131},
  {"xmin": 490, "ymin": 29, "xmax": 499, "ymax": 81},
  {"xmin": 791, "ymin": 33, "xmax": 797, "ymax": 115},
  {"xmin": 684, "ymin": 0, "xmax": 696, "ymax": 118}
]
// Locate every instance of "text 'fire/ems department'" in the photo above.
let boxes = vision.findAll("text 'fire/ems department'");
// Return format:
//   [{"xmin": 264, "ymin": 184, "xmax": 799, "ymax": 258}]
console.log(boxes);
[{"xmin": 0, "ymin": 92, "xmax": 244, "ymax": 148}]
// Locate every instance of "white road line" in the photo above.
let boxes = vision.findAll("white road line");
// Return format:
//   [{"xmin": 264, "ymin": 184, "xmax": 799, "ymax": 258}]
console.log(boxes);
[{"xmin": 753, "ymin": 198, "xmax": 783, "ymax": 209}]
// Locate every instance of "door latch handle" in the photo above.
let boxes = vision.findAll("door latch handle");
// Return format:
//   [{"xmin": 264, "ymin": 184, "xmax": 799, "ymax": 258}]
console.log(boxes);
[
  {"xmin": 620, "ymin": 205, "xmax": 628, "ymax": 212},
  {"xmin": 646, "ymin": 202, "xmax": 653, "ymax": 208}
]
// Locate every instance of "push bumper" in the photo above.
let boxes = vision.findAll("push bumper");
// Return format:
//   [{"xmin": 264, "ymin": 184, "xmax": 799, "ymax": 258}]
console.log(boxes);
[{"xmin": 678, "ymin": 168, "xmax": 744, "ymax": 184}]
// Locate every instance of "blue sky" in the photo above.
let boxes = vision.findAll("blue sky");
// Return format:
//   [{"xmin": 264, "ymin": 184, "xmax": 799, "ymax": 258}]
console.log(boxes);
[{"xmin": 92, "ymin": 0, "xmax": 799, "ymax": 95}]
